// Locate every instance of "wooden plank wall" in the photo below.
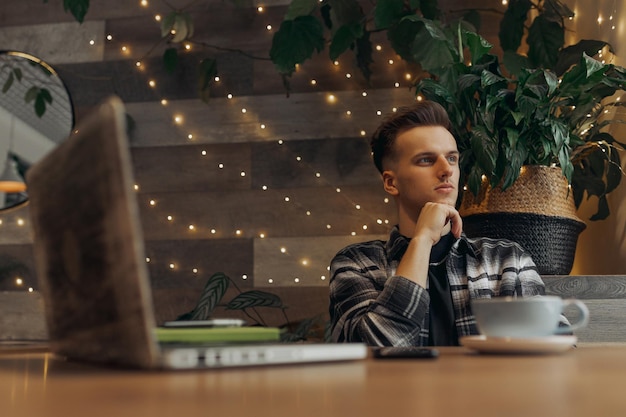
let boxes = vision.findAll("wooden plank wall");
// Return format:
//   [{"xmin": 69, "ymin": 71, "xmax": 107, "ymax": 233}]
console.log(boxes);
[{"xmin": 544, "ymin": 276, "xmax": 626, "ymax": 343}]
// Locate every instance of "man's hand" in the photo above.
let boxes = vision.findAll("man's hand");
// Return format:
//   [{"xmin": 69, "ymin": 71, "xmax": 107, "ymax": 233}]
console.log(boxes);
[
  {"xmin": 395, "ymin": 202, "xmax": 463, "ymax": 286},
  {"xmin": 413, "ymin": 202, "xmax": 463, "ymax": 245}
]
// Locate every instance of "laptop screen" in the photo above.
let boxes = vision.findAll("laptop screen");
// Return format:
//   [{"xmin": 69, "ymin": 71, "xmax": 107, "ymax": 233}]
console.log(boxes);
[{"xmin": 26, "ymin": 96, "xmax": 161, "ymax": 368}]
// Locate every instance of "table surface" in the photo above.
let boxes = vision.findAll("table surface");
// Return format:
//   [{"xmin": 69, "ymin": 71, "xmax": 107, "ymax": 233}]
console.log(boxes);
[{"xmin": 1, "ymin": 344, "xmax": 625, "ymax": 417}]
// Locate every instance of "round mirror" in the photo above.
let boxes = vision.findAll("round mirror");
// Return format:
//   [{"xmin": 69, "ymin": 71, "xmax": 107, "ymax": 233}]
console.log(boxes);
[{"xmin": 0, "ymin": 50, "xmax": 74, "ymax": 211}]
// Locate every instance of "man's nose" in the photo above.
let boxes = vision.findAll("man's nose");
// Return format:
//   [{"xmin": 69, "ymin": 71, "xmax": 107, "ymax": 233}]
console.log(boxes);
[{"xmin": 436, "ymin": 155, "xmax": 453, "ymax": 176}]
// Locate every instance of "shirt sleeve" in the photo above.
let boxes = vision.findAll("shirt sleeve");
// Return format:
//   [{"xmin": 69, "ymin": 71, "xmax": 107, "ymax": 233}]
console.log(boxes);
[{"xmin": 328, "ymin": 247, "xmax": 430, "ymax": 346}]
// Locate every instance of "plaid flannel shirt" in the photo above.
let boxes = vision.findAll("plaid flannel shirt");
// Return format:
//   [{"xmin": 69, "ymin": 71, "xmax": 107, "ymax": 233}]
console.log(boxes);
[{"xmin": 329, "ymin": 226, "xmax": 545, "ymax": 346}]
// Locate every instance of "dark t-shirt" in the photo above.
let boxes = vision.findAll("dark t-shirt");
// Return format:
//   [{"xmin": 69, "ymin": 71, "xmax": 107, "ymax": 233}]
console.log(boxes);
[{"xmin": 427, "ymin": 232, "xmax": 459, "ymax": 346}]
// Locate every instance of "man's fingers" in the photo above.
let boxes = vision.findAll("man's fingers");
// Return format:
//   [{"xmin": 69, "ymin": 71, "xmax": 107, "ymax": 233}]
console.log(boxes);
[{"xmin": 449, "ymin": 214, "xmax": 463, "ymax": 238}]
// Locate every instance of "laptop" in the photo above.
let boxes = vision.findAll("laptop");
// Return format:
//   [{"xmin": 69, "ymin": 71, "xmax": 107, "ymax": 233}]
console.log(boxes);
[{"xmin": 25, "ymin": 95, "xmax": 367, "ymax": 370}]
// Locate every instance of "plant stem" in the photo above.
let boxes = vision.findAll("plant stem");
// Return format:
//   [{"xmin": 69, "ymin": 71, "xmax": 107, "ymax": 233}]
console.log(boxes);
[{"xmin": 189, "ymin": 40, "xmax": 271, "ymax": 61}]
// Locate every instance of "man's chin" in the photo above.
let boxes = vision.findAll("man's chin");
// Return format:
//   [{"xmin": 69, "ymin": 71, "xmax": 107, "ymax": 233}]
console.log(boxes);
[{"xmin": 433, "ymin": 196, "xmax": 458, "ymax": 206}]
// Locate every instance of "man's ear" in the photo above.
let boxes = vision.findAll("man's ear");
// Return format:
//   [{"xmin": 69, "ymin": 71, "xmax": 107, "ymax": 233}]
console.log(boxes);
[{"xmin": 382, "ymin": 170, "xmax": 399, "ymax": 196}]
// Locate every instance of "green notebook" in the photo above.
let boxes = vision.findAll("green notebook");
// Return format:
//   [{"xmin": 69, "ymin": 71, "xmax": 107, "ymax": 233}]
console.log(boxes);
[{"xmin": 155, "ymin": 326, "xmax": 282, "ymax": 344}]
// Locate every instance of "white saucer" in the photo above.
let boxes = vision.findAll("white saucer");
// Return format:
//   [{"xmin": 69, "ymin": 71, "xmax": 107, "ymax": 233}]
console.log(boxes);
[{"xmin": 459, "ymin": 335, "xmax": 578, "ymax": 354}]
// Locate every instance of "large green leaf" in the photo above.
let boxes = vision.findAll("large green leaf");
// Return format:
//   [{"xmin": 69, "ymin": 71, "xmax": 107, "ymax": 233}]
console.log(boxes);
[
  {"xmin": 554, "ymin": 40, "xmax": 610, "ymax": 76},
  {"xmin": 270, "ymin": 16, "xmax": 324, "ymax": 75},
  {"xmin": 191, "ymin": 272, "xmax": 230, "ymax": 320},
  {"xmin": 500, "ymin": 127, "xmax": 527, "ymax": 190},
  {"xmin": 470, "ymin": 125, "xmax": 498, "ymax": 177},
  {"xmin": 465, "ymin": 31, "xmax": 492, "ymax": 65},
  {"xmin": 527, "ymin": 15, "xmax": 564, "ymax": 68},
  {"xmin": 417, "ymin": 77, "xmax": 457, "ymax": 105},
  {"xmin": 226, "ymin": 290, "xmax": 284, "ymax": 310},
  {"xmin": 374, "ymin": 0, "xmax": 405, "ymax": 30},
  {"xmin": 558, "ymin": 146, "xmax": 574, "ymax": 183},
  {"xmin": 544, "ymin": 0, "xmax": 575, "ymax": 21},
  {"xmin": 502, "ymin": 51, "xmax": 530, "ymax": 77},
  {"xmin": 329, "ymin": 23, "xmax": 363, "ymax": 60},
  {"xmin": 465, "ymin": 164, "xmax": 485, "ymax": 196},
  {"xmin": 480, "ymin": 69, "xmax": 505, "ymax": 89},
  {"xmin": 498, "ymin": 0, "xmax": 532, "ymax": 52},
  {"xmin": 406, "ymin": 16, "xmax": 455, "ymax": 72},
  {"xmin": 387, "ymin": 17, "xmax": 417, "ymax": 63}
]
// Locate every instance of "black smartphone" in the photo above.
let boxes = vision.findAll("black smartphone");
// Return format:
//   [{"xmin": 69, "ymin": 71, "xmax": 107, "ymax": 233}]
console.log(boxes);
[{"xmin": 372, "ymin": 346, "xmax": 439, "ymax": 359}]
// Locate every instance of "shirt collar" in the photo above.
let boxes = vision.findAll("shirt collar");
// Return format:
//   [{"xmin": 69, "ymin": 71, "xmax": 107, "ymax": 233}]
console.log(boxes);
[{"xmin": 385, "ymin": 225, "xmax": 479, "ymax": 260}]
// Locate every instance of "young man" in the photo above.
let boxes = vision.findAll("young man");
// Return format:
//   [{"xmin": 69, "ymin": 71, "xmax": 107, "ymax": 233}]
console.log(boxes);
[{"xmin": 329, "ymin": 101, "xmax": 545, "ymax": 346}]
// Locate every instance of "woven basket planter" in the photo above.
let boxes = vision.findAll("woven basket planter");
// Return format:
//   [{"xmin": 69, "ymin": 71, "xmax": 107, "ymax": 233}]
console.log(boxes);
[{"xmin": 459, "ymin": 165, "xmax": 586, "ymax": 275}]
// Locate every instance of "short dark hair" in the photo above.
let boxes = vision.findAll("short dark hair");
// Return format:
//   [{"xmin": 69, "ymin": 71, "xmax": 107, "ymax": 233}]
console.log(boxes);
[{"xmin": 370, "ymin": 100, "xmax": 452, "ymax": 173}]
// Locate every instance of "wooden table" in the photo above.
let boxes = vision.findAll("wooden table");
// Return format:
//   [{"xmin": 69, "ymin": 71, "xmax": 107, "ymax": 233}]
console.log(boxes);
[{"xmin": 1, "ymin": 345, "xmax": 625, "ymax": 417}]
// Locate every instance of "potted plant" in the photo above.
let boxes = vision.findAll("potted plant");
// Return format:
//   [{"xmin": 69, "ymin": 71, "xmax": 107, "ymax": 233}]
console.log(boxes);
[
  {"xmin": 268, "ymin": 0, "xmax": 626, "ymax": 273},
  {"xmin": 410, "ymin": 4, "xmax": 626, "ymax": 273}
]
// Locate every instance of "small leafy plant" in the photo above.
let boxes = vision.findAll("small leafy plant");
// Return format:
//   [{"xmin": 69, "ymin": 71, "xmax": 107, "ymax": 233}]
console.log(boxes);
[{"xmin": 176, "ymin": 272, "xmax": 327, "ymax": 342}]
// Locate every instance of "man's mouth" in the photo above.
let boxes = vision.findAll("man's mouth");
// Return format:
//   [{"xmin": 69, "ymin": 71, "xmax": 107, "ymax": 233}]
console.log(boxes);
[{"xmin": 435, "ymin": 183, "xmax": 455, "ymax": 191}]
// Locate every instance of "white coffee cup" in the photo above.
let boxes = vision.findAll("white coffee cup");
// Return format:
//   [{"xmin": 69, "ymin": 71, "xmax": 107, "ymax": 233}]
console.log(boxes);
[{"xmin": 471, "ymin": 296, "xmax": 589, "ymax": 339}]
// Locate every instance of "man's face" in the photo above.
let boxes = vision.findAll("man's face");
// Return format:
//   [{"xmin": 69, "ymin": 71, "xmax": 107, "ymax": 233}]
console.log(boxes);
[{"xmin": 381, "ymin": 125, "xmax": 460, "ymax": 219}]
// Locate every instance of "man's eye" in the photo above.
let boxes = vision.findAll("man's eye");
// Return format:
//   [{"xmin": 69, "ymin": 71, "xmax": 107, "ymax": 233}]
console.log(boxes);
[
  {"xmin": 417, "ymin": 157, "xmax": 433, "ymax": 164},
  {"xmin": 447, "ymin": 155, "xmax": 459, "ymax": 164}
]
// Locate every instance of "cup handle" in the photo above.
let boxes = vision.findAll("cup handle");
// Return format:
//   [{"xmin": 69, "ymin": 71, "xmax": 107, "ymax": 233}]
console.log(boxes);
[{"xmin": 554, "ymin": 299, "xmax": 590, "ymax": 334}]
